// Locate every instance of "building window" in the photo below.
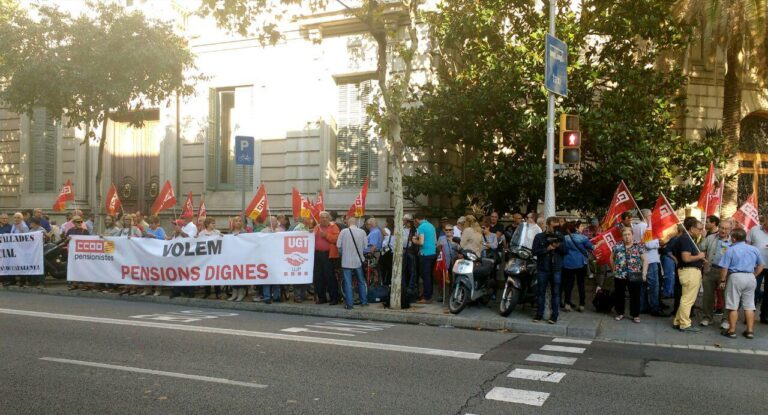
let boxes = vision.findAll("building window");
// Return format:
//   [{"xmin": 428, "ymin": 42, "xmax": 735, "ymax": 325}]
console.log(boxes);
[
  {"xmin": 207, "ymin": 86, "xmax": 254, "ymax": 191},
  {"xmin": 336, "ymin": 79, "xmax": 378, "ymax": 189},
  {"xmin": 29, "ymin": 108, "xmax": 57, "ymax": 193}
]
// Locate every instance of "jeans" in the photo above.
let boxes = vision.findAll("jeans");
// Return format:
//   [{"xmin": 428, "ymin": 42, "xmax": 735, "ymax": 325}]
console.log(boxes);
[
  {"xmin": 420, "ymin": 254, "xmax": 436, "ymax": 300},
  {"xmin": 314, "ymin": 251, "xmax": 340, "ymax": 303},
  {"xmin": 762, "ymin": 275, "xmax": 768, "ymax": 322},
  {"xmin": 536, "ymin": 270, "xmax": 561, "ymax": 321},
  {"xmin": 640, "ymin": 263, "xmax": 661, "ymax": 313},
  {"xmin": 756, "ymin": 270, "xmax": 766, "ymax": 303},
  {"xmin": 661, "ymin": 254, "xmax": 676, "ymax": 297},
  {"xmin": 614, "ymin": 277, "xmax": 642, "ymax": 318},
  {"xmin": 562, "ymin": 266, "xmax": 587, "ymax": 307},
  {"xmin": 380, "ymin": 251, "xmax": 393, "ymax": 286},
  {"xmin": 342, "ymin": 267, "xmax": 367, "ymax": 308},
  {"xmin": 262, "ymin": 285, "xmax": 281, "ymax": 301}
]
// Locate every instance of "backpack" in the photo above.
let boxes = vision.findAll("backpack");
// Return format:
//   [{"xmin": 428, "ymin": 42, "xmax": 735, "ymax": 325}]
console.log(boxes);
[{"xmin": 592, "ymin": 288, "xmax": 613, "ymax": 313}]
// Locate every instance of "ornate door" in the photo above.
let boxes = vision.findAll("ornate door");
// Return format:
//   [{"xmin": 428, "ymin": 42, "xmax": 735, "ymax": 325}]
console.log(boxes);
[{"xmin": 111, "ymin": 118, "xmax": 161, "ymax": 216}]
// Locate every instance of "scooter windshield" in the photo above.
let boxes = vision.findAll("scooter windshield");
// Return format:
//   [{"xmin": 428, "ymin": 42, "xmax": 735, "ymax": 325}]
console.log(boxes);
[{"xmin": 509, "ymin": 223, "xmax": 527, "ymax": 249}]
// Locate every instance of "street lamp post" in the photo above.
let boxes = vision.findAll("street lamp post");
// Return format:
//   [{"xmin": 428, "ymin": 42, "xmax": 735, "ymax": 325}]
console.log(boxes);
[{"xmin": 544, "ymin": 0, "xmax": 557, "ymax": 220}]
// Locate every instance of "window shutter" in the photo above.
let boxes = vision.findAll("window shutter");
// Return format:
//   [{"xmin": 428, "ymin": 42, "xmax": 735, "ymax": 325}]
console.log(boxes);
[
  {"xmin": 29, "ymin": 108, "xmax": 57, "ymax": 193},
  {"xmin": 336, "ymin": 80, "xmax": 378, "ymax": 189},
  {"xmin": 233, "ymin": 87, "xmax": 254, "ymax": 192},
  {"xmin": 206, "ymin": 88, "xmax": 218, "ymax": 190}
]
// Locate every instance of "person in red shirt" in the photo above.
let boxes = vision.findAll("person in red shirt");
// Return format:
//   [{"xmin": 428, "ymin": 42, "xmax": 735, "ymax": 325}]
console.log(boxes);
[{"xmin": 314, "ymin": 211, "xmax": 341, "ymax": 304}]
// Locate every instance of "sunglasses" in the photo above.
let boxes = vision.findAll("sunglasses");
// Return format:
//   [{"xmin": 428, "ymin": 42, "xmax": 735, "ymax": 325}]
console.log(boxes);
[{"xmin": 444, "ymin": 228, "xmax": 452, "ymax": 232}]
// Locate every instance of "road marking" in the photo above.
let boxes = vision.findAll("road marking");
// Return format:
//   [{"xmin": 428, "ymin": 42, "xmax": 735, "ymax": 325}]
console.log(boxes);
[
  {"xmin": 131, "ymin": 310, "xmax": 239, "ymax": 323},
  {"xmin": 0, "ymin": 308, "xmax": 481, "ymax": 360},
  {"xmin": 282, "ymin": 319, "xmax": 394, "ymax": 337},
  {"xmin": 485, "ymin": 387, "xmax": 549, "ymax": 406},
  {"xmin": 552, "ymin": 338, "xmax": 592, "ymax": 345},
  {"xmin": 39, "ymin": 357, "xmax": 267, "ymax": 388},
  {"xmin": 525, "ymin": 354, "xmax": 577, "ymax": 365},
  {"xmin": 281, "ymin": 327, "xmax": 355, "ymax": 337},
  {"xmin": 540, "ymin": 345, "xmax": 586, "ymax": 354},
  {"xmin": 507, "ymin": 368, "xmax": 565, "ymax": 383}
]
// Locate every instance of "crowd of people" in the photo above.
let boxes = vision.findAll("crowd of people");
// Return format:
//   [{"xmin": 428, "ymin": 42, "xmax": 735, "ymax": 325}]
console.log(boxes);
[{"xmin": 1, "ymin": 206, "xmax": 766, "ymax": 339}]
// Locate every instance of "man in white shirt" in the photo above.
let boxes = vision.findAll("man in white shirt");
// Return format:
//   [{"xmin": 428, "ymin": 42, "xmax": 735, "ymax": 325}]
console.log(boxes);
[
  {"xmin": 748, "ymin": 215, "xmax": 768, "ymax": 324},
  {"xmin": 523, "ymin": 212, "xmax": 542, "ymax": 249},
  {"xmin": 180, "ymin": 214, "xmax": 198, "ymax": 238}
]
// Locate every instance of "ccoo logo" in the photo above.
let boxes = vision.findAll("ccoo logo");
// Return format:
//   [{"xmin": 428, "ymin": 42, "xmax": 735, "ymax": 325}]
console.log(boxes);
[{"xmin": 75, "ymin": 239, "xmax": 115, "ymax": 254}]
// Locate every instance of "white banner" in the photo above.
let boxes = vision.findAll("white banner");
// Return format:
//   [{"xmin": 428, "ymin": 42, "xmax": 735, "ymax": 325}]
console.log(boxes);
[
  {"xmin": 0, "ymin": 232, "xmax": 44, "ymax": 276},
  {"xmin": 67, "ymin": 231, "xmax": 315, "ymax": 286}
]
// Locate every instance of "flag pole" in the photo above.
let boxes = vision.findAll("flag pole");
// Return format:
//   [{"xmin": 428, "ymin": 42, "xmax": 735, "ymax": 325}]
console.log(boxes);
[
  {"xmin": 661, "ymin": 193, "xmax": 700, "ymax": 254},
  {"xmin": 624, "ymin": 180, "xmax": 645, "ymax": 222}
]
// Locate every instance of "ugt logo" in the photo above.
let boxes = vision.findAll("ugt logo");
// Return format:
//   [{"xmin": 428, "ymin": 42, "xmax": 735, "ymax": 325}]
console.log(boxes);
[
  {"xmin": 284, "ymin": 236, "xmax": 309, "ymax": 255},
  {"xmin": 615, "ymin": 191, "xmax": 629, "ymax": 204},
  {"xmin": 659, "ymin": 204, "xmax": 674, "ymax": 218}
]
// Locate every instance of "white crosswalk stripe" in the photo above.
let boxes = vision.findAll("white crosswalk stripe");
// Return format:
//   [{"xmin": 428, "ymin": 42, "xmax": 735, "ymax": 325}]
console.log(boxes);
[
  {"xmin": 552, "ymin": 337, "xmax": 592, "ymax": 345},
  {"xmin": 507, "ymin": 368, "xmax": 566, "ymax": 383},
  {"xmin": 540, "ymin": 344, "xmax": 586, "ymax": 354},
  {"xmin": 485, "ymin": 387, "xmax": 550, "ymax": 406},
  {"xmin": 525, "ymin": 353, "xmax": 577, "ymax": 365}
]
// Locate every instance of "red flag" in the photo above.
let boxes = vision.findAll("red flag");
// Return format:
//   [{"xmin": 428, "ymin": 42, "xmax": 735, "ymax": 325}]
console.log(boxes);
[
  {"xmin": 52, "ymin": 180, "xmax": 75, "ymax": 212},
  {"xmin": 151, "ymin": 180, "xmax": 176, "ymax": 215},
  {"xmin": 651, "ymin": 194, "xmax": 680, "ymax": 243},
  {"xmin": 198, "ymin": 199, "xmax": 207, "ymax": 223},
  {"xmin": 292, "ymin": 187, "xmax": 303, "ymax": 219},
  {"xmin": 245, "ymin": 184, "xmax": 269, "ymax": 221},
  {"xmin": 600, "ymin": 181, "xmax": 637, "ymax": 231},
  {"xmin": 315, "ymin": 191, "xmax": 325, "ymax": 215},
  {"xmin": 347, "ymin": 178, "xmax": 370, "ymax": 218},
  {"xmin": 589, "ymin": 227, "xmax": 622, "ymax": 266},
  {"xmin": 105, "ymin": 183, "xmax": 122, "ymax": 216},
  {"xmin": 697, "ymin": 162, "xmax": 715, "ymax": 211},
  {"xmin": 301, "ymin": 197, "xmax": 315, "ymax": 220},
  {"xmin": 733, "ymin": 193, "xmax": 760, "ymax": 232},
  {"xmin": 706, "ymin": 180, "xmax": 724, "ymax": 217},
  {"xmin": 181, "ymin": 192, "xmax": 195, "ymax": 219}
]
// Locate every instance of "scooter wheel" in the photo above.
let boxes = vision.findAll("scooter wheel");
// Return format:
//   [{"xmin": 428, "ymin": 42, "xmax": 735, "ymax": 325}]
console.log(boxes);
[
  {"xmin": 449, "ymin": 284, "xmax": 469, "ymax": 314},
  {"xmin": 499, "ymin": 286, "xmax": 521, "ymax": 317}
]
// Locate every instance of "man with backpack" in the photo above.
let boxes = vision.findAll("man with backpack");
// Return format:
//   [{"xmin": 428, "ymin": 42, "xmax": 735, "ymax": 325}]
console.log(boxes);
[{"xmin": 337, "ymin": 216, "xmax": 369, "ymax": 310}]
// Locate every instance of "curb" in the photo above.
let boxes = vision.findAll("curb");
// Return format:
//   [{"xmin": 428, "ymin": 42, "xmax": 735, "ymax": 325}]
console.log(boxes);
[{"xmin": 1, "ymin": 286, "xmax": 599, "ymax": 339}]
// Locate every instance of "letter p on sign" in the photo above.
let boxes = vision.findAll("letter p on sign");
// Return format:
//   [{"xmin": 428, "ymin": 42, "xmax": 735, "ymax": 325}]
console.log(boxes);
[{"xmin": 235, "ymin": 136, "xmax": 254, "ymax": 166}]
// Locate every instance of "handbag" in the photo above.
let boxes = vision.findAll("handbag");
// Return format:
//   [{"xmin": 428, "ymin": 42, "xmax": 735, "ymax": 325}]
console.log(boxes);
[{"xmin": 624, "ymin": 248, "xmax": 643, "ymax": 283}]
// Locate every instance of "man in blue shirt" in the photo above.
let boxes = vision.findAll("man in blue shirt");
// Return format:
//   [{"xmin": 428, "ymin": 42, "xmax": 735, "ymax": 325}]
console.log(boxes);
[
  {"xmin": 718, "ymin": 227, "xmax": 764, "ymax": 338},
  {"xmin": 364, "ymin": 217, "xmax": 383, "ymax": 254},
  {"xmin": 412, "ymin": 212, "xmax": 437, "ymax": 304},
  {"xmin": 0, "ymin": 213, "xmax": 11, "ymax": 234},
  {"xmin": 33, "ymin": 208, "xmax": 52, "ymax": 233}
]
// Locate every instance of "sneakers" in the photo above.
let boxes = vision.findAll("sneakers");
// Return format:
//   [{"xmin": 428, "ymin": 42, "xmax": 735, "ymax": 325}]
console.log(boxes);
[
  {"xmin": 679, "ymin": 326, "xmax": 701, "ymax": 333},
  {"xmin": 714, "ymin": 309, "xmax": 724, "ymax": 316},
  {"xmin": 700, "ymin": 318, "xmax": 711, "ymax": 327},
  {"xmin": 720, "ymin": 320, "xmax": 730, "ymax": 330},
  {"xmin": 564, "ymin": 304, "xmax": 572, "ymax": 312},
  {"xmin": 577, "ymin": 305, "xmax": 585, "ymax": 312}
]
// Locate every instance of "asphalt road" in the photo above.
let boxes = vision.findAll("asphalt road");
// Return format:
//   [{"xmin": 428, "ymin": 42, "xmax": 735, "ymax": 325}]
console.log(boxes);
[{"xmin": 1, "ymin": 292, "xmax": 767, "ymax": 414}]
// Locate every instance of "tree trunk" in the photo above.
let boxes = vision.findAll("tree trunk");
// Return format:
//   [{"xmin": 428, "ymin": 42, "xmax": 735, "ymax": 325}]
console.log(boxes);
[
  {"xmin": 94, "ymin": 112, "xmax": 108, "ymax": 232},
  {"xmin": 721, "ymin": 30, "xmax": 743, "ymax": 216}
]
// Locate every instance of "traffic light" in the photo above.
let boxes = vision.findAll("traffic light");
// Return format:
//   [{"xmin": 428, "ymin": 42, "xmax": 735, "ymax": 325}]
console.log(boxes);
[{"xmin": 559, "ymin": 114, "xmax": 581, "ymax": 165}]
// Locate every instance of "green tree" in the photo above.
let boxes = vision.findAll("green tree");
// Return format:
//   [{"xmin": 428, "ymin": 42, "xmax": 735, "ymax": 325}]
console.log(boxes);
[
  {"xmin": 674, "ymin": 0, "xmax": 766, "ymax": 211},
  {"xmin": 402, "ymin": 0, "xmax": 730, "ymax": 215},
  {"xmin": 199, "ymin": 0, "xmax": 425, "ymax": 309},
  {"xmin": 0, "ymin": 2, "xmax": 196, "ymax": 219}
]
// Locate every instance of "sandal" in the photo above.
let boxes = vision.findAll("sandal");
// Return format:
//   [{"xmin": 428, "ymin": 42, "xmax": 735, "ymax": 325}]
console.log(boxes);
[
  {"xmin": 615, "ymin": 315, "xmax": 624, "ymax": 321},
  {"xmin": 743, "ymin": 331, "xmax": 754, "ymax": 339},
  {"xmin": 721, "ymin": 330, "xmax": 737, "ymax": 339}
]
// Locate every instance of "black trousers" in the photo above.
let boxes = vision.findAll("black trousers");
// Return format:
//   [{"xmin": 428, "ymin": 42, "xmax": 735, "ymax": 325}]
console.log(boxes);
[
  {"xmin": 614, "ymin": 278, "xmax": 642, "ymax": 318},
  {"xmin": 562, "ymin": 266, "xmax": 587, "ymax": 307},
  {"xmin": 380, "ymin": 251, "xmax": 393, "ymax": 286},
  {"xmin": 314, "ymin": 251, "xmax": 339, "ymax": 303}
]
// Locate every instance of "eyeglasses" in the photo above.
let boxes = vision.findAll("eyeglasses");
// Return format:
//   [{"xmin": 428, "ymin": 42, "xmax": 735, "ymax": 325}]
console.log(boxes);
[{"xmin": 444, "ymin": 228, "xmax": 452, "ymax": 232}]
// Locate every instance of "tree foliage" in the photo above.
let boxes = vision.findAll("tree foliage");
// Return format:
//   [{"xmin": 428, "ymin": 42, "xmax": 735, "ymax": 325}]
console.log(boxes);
[
  {"xmin": 0, "ymin": 1, "xmax": 197, "ymax": 213},
  {"xmin": 402, "ymin": 0, "xmax": 731, "ymax": 215}
]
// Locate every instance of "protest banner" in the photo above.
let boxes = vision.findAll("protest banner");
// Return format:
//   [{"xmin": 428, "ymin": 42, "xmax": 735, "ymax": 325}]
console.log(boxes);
[
  {"xmin": 67, "ymin": 231, "xmax": 314, "ymax": 286},
  {"xmin": 0, "ymin": 232, "xmax": 44, "ymax": 276}
]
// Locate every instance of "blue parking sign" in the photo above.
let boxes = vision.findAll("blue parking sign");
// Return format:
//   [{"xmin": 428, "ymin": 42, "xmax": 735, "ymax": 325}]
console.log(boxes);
[
  {"xmin": 545, "ymin": 34, "xmax": 568, "ymax": 96},
  {"xmin": 235, "ymin": 136, "xmax": 254, "ymax": 166}
]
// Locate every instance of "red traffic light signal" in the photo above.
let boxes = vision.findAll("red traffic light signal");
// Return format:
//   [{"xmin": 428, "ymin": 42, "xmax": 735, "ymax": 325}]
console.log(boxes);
[{"xmin": 562, "ymin": 131, "xmax": 581, "ymax": 147}]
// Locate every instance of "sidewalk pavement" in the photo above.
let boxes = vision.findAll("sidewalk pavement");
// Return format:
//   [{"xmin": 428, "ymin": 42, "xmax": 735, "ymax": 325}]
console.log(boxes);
[{"xmin": 3, "ymin": 279, "xmax": 768, "ymax": 353}]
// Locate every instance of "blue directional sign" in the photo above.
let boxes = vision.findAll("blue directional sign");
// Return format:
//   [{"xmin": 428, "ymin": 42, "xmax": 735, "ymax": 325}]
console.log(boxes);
[
  {"xmin": 545, "ymin": 34, "xmax": 568, "ymax": 96},
  {"xmin": 235, "ymin": 136, "xmax": 254, "ymax": 166}
]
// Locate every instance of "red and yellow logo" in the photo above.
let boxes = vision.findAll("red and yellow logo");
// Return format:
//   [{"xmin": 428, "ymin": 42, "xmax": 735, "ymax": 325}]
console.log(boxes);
[{"xmin": 75, "ymin": 239, "xmax": 115, "ymax": 254}]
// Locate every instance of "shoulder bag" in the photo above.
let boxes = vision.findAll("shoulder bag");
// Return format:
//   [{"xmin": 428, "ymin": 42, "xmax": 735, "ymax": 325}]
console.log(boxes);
[{"xmin": 624, "ymin": 246, "xmax": 643, "ymax": 283}]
